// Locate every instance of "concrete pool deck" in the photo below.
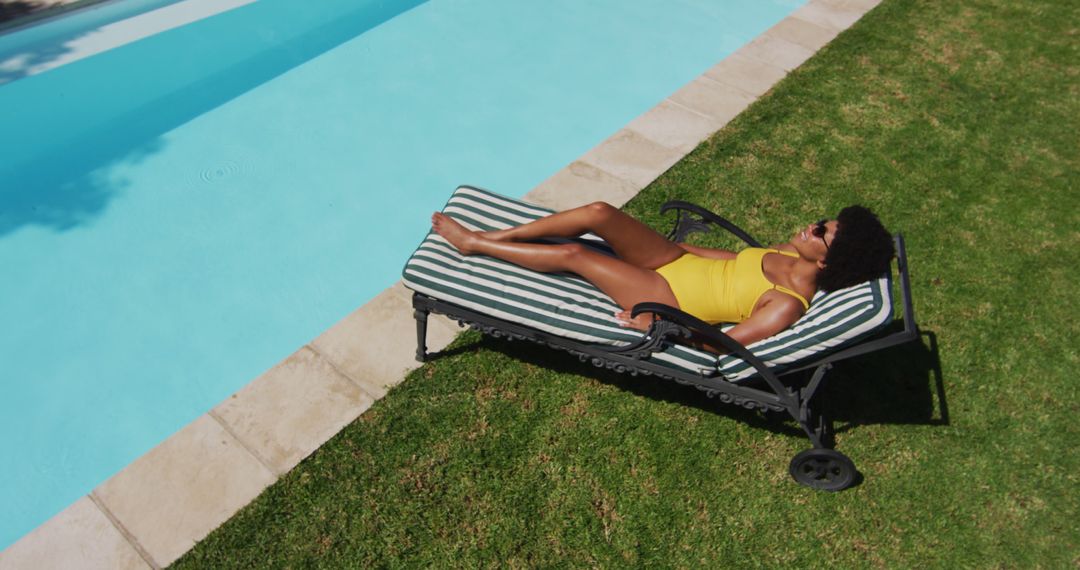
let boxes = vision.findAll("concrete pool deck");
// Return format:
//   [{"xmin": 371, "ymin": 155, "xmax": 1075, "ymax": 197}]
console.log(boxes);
[{"xmin": 0, "ymin": 0, "xmax": 882, "ymax": 566}]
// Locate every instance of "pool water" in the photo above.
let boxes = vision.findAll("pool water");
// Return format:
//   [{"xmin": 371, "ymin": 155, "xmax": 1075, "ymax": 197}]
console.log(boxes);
[{"xmin": 0, "ymin": 0, "xmax": 803, "ymax": 549}]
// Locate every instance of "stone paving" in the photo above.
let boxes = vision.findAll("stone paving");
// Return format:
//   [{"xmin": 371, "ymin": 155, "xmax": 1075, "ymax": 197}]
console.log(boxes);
[{"xmin": 0, "ymin": 0, "xmax": 882, "ymax": 567}]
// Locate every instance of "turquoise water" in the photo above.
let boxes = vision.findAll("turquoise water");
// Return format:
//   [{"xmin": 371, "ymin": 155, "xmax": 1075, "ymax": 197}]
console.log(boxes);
[{"xmin": 0, "ymin": 0, "xmax": 802, "ymax": 549}]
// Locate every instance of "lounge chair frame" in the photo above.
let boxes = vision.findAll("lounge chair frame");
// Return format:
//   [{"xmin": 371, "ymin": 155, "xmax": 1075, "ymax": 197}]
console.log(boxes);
[{"xmin": 410, "ymin": 201, "xmax": 919, "ymax": 490}]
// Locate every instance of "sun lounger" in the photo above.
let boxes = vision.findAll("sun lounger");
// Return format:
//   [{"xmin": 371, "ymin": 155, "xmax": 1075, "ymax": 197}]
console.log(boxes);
[{"xmin": 403, "ymin": 186, "xmax": 919, "ymax": 490}]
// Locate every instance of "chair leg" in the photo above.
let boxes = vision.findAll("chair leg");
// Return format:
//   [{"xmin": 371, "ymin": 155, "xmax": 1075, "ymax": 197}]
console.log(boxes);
[
  {"xmin": 414, "ymin": 308, "xmax": 429, "ymax": 362},
  {"xmin": 798, "ymin": 364, "xmax": 835, "ymax": 449}
]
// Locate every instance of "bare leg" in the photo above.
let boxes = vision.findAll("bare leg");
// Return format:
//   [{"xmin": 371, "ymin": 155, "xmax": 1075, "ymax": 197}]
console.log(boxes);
[
  {"xmin": 433, "ymin": 213, "xmax": 678, "ymax": 319},
  {"xmin": 482, "ymin": 202, "xmax": 684, "ymax": 270}
]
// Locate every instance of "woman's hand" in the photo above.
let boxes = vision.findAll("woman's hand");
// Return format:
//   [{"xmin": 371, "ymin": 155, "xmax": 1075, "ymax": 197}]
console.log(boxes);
[{"xmin": 614, "ymin": 309, "xmax": 655, "ymax": 331}]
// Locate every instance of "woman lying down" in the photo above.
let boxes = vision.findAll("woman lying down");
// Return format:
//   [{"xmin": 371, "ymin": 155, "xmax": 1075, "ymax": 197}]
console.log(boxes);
[{"xmin": 432, "ymin": 201, "xmax": 893, "ymax": 351}]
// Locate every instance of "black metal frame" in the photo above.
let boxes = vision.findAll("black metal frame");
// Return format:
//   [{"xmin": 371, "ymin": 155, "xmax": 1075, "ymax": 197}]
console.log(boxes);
[{"xmin": 410, "ymin": 201, "xmax": 919, "ymax": 490}]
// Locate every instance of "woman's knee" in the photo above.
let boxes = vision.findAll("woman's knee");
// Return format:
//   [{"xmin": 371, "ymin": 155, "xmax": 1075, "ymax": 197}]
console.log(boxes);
[
  {"xmin": 583, "ymin": 201, "xmax": 618, "ymax": 222},
  {"xmin": 558, "ymin": 242, "xmax": 588, "ymax": 259}
]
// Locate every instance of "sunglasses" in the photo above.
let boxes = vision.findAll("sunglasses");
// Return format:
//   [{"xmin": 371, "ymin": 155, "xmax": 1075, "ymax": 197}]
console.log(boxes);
[{"xmin": 812, "ymin": 219, "xmax": 831, "ymax": 251}]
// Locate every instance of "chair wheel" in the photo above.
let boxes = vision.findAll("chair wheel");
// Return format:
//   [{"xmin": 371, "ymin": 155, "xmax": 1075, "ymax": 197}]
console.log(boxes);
[{"xmin": 789, "ymin": 449, "xmax": 857, "ymax": 491}]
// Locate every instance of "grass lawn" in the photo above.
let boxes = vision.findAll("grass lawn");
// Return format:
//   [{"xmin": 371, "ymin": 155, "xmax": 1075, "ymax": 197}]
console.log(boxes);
[{"xmin": 174, "ymin": 0, "xmax": 1078, "ymax": 566}]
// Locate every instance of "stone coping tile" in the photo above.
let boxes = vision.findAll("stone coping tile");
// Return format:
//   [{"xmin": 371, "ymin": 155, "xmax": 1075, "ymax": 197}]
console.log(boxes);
[
  {"xmin": 821, "ymin": 0, "xmax": 882, "ymax": 13},
  {"xmin": 0, "ymin": 497, "xmax": 149, "ymax": 570},
  {"xmin": 791, "ymin": 0, "xmax": 867, "ymax": 32},
  {"xmin": 735, "ymin": 33, "xmax": 817, "ymax": 72},
  {"xmin": 766, "ymin": 15, "xmax": 842, "ymax": 53},
  {"xmin": 212, "ymin": 346, "xmax": 375, "ymax": 476},
  {"xmin": 311, "ymin": 282, "xmax": 460, "ymax": 399},
  {"xmin": 525, "ymin": 160, "xmax": 641, "ymax": 210},
  {"xmin": 93, "ymin": 415, "xmax": 277, "ymax": 568},
  {"xmin": 668, "ymin": 77, "xmax": 757, "ymax": 126},
  {"xmin": 704, "ymin": 53, "xmax": 788, "ymax": 98},
  {"xmin": 578, "ymin": 129, "xmax": 685, "ymax": 189},
  {"xmin": 624, "ymin": 99, "xmax": 722, "ymax": 154}
]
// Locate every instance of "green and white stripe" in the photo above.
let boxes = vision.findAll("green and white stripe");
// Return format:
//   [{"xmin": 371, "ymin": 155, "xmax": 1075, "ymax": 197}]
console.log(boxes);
[{"xmin": 403, "ymin": 186, "xmax": 894, "ymax": 381}]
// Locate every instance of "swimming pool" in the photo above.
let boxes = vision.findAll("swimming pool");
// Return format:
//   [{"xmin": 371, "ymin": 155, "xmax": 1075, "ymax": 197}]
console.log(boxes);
[{"xmin": 0, "ymin": 0, "xmax": 804, "ymax": 549}]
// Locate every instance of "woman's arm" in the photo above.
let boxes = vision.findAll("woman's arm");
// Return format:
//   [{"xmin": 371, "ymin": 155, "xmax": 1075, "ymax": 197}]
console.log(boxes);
[
  {"xmin": 691, "ymin": 293, "xmax": 804, "ymax": 353},
  {"xmin": 678, "ymin": 243, "xmax": 737, "ymax": 260}
]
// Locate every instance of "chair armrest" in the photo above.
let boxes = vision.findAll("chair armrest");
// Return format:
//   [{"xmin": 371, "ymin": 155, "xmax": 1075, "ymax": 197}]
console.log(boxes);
[
  {"xmin": 659, "ymin": 200, "xmax": 763, "ymax": 247},
  {"xmin": 894, "ymin": 233, "xmax": 918, "ymax": 337},
  {"xmin": 631, "ymin": 302, "xmax": 789, "ymax": 397}
]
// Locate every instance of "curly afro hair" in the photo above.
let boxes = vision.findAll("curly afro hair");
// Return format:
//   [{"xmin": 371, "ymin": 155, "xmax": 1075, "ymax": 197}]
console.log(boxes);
[{"xmin": 817, "ymin": 205, "xmax": 894, "ymax": 292}]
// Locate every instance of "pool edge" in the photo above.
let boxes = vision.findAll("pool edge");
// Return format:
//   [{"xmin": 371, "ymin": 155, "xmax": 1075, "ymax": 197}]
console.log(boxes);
[{"xmin": 0, "ymin": 0, "xmax": 882, "ymax": 566}]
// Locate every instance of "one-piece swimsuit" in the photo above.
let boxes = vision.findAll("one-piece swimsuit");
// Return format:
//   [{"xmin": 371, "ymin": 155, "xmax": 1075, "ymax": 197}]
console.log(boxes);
[{"xmin": 655, "ymin": 247, "xmax": 809, "ymax": 324}]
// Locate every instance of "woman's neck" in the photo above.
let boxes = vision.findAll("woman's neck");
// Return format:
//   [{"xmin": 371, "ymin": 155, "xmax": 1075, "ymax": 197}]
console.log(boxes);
[{"xmin": 767, "ymin": 249, "xmax": 821, "ymax": 295}]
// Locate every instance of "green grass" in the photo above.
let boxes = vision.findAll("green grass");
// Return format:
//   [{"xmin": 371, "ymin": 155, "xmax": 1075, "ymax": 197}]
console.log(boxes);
[{"xmin": 173, "ymin": 0, "xmax": 1079, "ymax": 567}]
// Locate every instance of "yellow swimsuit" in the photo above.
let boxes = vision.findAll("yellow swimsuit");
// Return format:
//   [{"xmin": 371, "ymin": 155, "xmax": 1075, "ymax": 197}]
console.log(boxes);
[{"xmin": 655, "ymin": 248, "xmax": 810, "ymax": 324}]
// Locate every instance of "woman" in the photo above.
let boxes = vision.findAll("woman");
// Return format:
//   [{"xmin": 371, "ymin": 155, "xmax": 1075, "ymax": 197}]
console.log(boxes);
[{"xmin": 432, "ymin": 201, "xmax": 893, "ymax": 349}]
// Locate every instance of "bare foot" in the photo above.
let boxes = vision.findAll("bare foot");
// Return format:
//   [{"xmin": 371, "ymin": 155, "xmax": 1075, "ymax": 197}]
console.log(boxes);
[
  {"xmin": 432, "ymin": 212, "xmax": 481, "ymax": 254},
  {"xmin": 614, "ymin": 309, "xmax": 655, "ymax": 332}
]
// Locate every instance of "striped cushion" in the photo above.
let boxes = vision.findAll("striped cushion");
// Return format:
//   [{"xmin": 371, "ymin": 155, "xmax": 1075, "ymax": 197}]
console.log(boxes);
[{"xmin": 402, "ymin": 186, "xmax": 893, "ymax": 381}]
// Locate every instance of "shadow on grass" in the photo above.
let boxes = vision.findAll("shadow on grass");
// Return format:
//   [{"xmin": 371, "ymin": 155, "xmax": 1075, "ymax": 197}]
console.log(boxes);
[
  {"xmin": 426, "ymin": 322, "xmax": 947, "ymax": 447},
  {"xmin": 828, "ymin": 329, "xmax": 947, "ymax": 432}
]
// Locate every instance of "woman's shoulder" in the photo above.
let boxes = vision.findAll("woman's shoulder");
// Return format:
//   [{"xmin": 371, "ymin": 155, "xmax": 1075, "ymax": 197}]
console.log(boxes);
[{"xmin": 749, "ymin": 290, "xmax": 807, "ymax": 332}]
